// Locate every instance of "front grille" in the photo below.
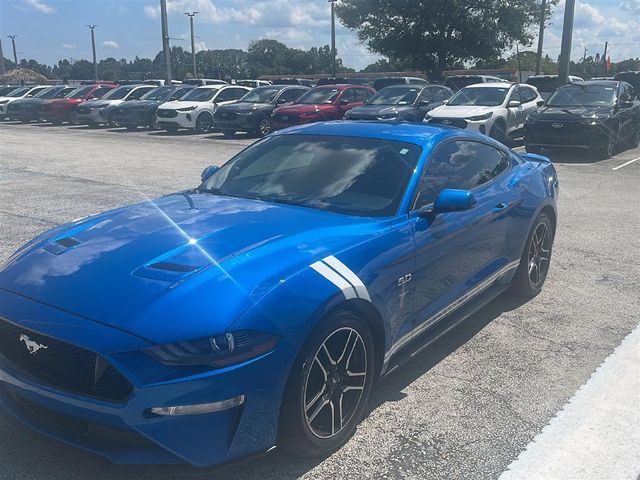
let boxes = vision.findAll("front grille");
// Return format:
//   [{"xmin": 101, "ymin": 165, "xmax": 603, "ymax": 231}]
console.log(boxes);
[
  {"xmin": 274, "ymin": 113, "xmax": 298, "ymax": 123},
  {"xmin": 157, "ymin": 109, "xmax": 177, "ymax": 118},
  {"xmin": 0, "ymin": 318, "xmax": 132, "ymax": 402},
  {"xmin": 429, "ymin": 118, "xmax": 468, "ymax": 128}
]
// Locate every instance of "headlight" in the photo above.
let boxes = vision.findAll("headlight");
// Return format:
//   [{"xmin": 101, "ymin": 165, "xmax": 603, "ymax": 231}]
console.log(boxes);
[
  {"xmin": 377, "ymin": 112, "xmax": 397, "ymax": 120},
  {"xmin": 177, "ymin": 106, "xmax": 197, "ymax": 112},
  {"xmin": 0, "ymin": 100, "xmax": 9, "ymax": 105},
  {"xmin": 466, "ymin": 112, "xmax": 493, "ymax": 121},
  {"xmin": 143, "ymin": 330, "xmax": 279, "ymax": 368},
  {"xmin": 580, "ymin": 113, "xmax": 608, "ymax": 125}
]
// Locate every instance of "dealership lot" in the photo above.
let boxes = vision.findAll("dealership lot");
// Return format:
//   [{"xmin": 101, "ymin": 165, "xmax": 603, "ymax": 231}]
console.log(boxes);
[{"xmin": 0, "ymin": 123, "xmax": 638, "ymax": 479}]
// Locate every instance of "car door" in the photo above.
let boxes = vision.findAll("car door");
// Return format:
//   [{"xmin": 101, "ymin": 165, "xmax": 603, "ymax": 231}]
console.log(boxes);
[
  {"xmin": 505, "ymin": 87, "xmax": 525, "ymax": 133},
  {"xmin": 520, "ymin": 86, "xmax": 540, "ymax": 121},
  {"xmin": 406, "ymin": 139, "xmax": 515, "ymax": 341},
  {"xmin": 617, "ymin": 83, "xmax": 636, "ymax": 141},
  {"xmin": 414, "ymin": 88, "xmax": 435, "ymax": 120}
]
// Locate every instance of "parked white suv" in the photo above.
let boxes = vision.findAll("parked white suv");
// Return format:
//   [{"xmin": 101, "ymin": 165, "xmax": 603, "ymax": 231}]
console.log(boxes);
[
  {"xmin": 425, "ymin": 83, "xmax": 543, "ymax": 144},
  {"xmin": 156, "ymin": 85, "xmax": 251, "ymax": 133},
  {"xmin": 0, "ymin": 85, "xmax": 49, "ymax": 119}
]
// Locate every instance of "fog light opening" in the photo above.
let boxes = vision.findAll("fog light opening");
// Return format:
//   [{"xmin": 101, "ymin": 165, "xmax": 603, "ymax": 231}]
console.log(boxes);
[{"xmin": 150, "ymin": 395, "xmax": 245, "ymax": 416}]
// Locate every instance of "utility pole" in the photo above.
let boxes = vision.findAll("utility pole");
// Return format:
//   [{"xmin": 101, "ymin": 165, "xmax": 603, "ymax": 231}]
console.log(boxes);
[
  {"xmin": 160, "ymin": 0, "xmax": 172, "ymax": 84},
  {"xmin": 0, "ymin": 37, "xmax": 6, "ymax": 74},
  {"xmin": 602, "ymin": 41, "xmax": 608, "ymax": 72},
  {"xmin": 583, "ymin": 47, "xmax": 588, "ymax": 63},
  {"xmin": 8, "ymin": 35, "xmax": 18, "ymax": 66},
  {"xmin": 535, "ymin": 0, "xmax": 547, "ymax": 75},
  {"xmin": 516, "ymin": 44, "xmax": 523, "ymax": 83},
  {"xmin": 184, "ymin": 11, "xmax": 198, "ymax": 79},
  {"xmin": 86, "ymin": 25, "xmax": 98, "ymax": 81},
  {"xmin": 329, "ymin": 0, "xmax": 337, "ymax": 78},
  {"xmin": 557, "ymin": 0, "xmax": 575, "ymax": 84}
]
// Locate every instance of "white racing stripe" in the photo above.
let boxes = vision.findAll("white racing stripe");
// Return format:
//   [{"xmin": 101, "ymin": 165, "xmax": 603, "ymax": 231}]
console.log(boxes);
[
  {"xmin": 499, "ymin": 322, "xmax": 640, "ymax": 480},
  {"xmin": 612, "ymin": 156, "xmax": 640, "ymax": 171},
  {"xmin": 310, "ymin": 260, "xmax": 358, "ymax": 300},
  {"xmin": 322, "ymin": 255, "xmax": 372, "ymax": 301}
]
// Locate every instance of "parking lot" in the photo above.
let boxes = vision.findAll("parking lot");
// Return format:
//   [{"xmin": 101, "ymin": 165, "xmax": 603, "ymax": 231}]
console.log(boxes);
[{"xmin": 0, "ymin": 122, "xmax": 639, "ymax": 479}]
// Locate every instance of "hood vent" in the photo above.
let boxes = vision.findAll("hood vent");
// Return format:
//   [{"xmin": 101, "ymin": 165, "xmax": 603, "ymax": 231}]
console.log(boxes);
[
  {"xmin": 147, "ymin": 262, "xmax": 199, "ymax": 273},
  {"xmin": 44, "ymin": 237, "xmax": 82, "ymax": 255}
]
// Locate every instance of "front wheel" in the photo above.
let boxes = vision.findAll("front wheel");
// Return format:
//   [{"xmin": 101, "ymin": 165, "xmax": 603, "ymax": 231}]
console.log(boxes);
[
  {"xmin": 256, "ymin": 117, "xmax": 273, "ymax": 137},
  {"xmin": 195, "ymin": 113, "xmax": 213, "ymax": 134},
  {"xmin": 510, "ymin": 212, "xmax": 554, "ymax": 298},
  {"xmin": 279, "ymin": 311, "xmax": 375, "ymax": 457},
  {"xmin": 489, "ymin": 120, "xmax": 508, "ymax": 145}
]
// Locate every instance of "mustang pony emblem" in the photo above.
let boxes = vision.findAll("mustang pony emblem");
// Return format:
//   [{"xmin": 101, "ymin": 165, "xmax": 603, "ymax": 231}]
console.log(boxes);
[
  {"xmin": 19, "ymin": 334, "xmax": 48, "ymax": 355},
  {"xmin": 551, "ymin": 123, "xmax": 564, "ymax": 129}
]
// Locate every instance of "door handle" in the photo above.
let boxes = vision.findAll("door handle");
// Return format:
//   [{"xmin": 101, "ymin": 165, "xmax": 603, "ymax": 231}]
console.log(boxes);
[{"xmin": 493, "ymin": 202, "xmax": 508, "ymax": 213}]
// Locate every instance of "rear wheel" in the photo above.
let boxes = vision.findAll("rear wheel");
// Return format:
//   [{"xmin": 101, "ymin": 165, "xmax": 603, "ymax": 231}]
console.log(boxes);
[
  {"xmin": 257, "ymin": 117, "xmax": 273, "ymax": 137},
  {"xmin": 510, "ymin": 212, "xmax": 554, "ymax": 298},
  {"xmin": 195, "ymin": 113, "xmax": 213, "ymax": 134},
  {"xmin": 279, "ymin": 311, "xmax": 375, "ymax": 457}
]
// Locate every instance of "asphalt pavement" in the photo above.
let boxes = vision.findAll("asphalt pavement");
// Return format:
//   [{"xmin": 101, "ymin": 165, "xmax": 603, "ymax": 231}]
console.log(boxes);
[{"xmin": 0, "ymin": 122, "xmax": 638, "ymax": 480}]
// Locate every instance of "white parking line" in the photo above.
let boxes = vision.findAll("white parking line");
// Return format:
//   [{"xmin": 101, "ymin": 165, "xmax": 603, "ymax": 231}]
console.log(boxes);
[
  {"xmin": 499, "ymin": 323, "xmax": 640, "ymax": 480},
  {"xmin": 612, "ymin": 156, "xmax": 640, "ymax": 171}
]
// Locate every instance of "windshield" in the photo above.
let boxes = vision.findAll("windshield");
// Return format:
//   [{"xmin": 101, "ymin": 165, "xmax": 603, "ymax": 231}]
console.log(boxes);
[
  {"xmin": 66, "ymin": 86, "xmax": 94, "ymax": 99},
  {"xmin": 8, "ymin": 87, "xmax": 30, "ymax": 97},
  {"xmin": 445, "ymin": 77, "xmax": 484, "ymax": 90},
  {"xmin": 547, "ymin": 85, "xmax": 616, "ymax": 107},
  {"xmin": 369, "ymin": 87, "xmax": 419, "ymax": 105},
  {"xmin": 296, "ymin": 88, "xmax": 340, "ymax": 104},
  {"xmin": 239, "ymin": 86, "xmax": 281, "ymax": 103},
  {"xmin": 0, "ymin": 86, "xmax": 20, "ymax": 96},
  {"xmin": 140, "ymin": 86, "xmax": 174, "ymax": 101},
  {"xmin": 448, "ymin": 87, "xmax": 510, "ymax": 106},
  {"xmin": 200, "ymin": 134, "xmax": 421, "ymax": 217},
  {"xmin": 526, "ymin": 77, "xmax": 559, "ymax": 93},
  {"xmin": 181, "ymin": 87, "xmax": 218, "ymax": 102},
  {"xmin": 34, "ymin": 87, "xmax": 62, "ymax": 99},
  {"xmin": 102, "ymin": 86, "xmax": 134, "ymax": 100}
]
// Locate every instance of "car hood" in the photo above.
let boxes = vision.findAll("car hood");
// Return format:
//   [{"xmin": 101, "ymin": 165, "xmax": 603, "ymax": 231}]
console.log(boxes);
[
  {"xmin": 117, "ymin": 100, "xmax": 162, "ymax": 111},
  {"xmin": 7, "ymin": 98, "xmax": 44, "ymax": 108},
  {"xmin": 219, "ymin": 102, "xmax": 272, "ymax": 114},
  {"xmin": 532, "ymin": 105, "xmax": 613, "ymax": 121},
  {"xmin": 43, "ymin": 98, "xmax": 82, "ymax": 107},
  {"xmin": 348, "ymin": 104, "xmax": 413, "ymax": 118},
  {"xmin": 428, "ymin": 105, "xmax": 496, "ymax": 118},
  {"xmin": 275, "ymin": 103, "xmax": 336, "ymax": 114},
  {"xmin": 158, "ymin": 100, "xmax": 204, "ymax": 110},
  {"xmin": 0, "ymin": 193, "xmax": 378, "ymax": 343},
  {"xmin": 83, "ymin": 99, "xmax": 122, "ymax": 109}
]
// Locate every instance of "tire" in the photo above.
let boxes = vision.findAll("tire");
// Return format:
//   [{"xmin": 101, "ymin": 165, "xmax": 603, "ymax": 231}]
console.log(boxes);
[
  {"xmin": 489, "ymin": 119, "xmax": 508, "ymax": 145},
  {"xmin": 164, "ymin": 126, "xmax": 178, "ymax": 133},
  {"xmin": 279, "ymin": 310, "xmax": 375, "ymax": 457},
  {"xmin": 510, "ymin": 212, "xmax": 554, "ymax": 298},
  {"xmin": 195, "ymin": 113, "xmax": 214, "ymax": 134},
  {"xmin": 221, "ymin": 129, "xmax": 236, "ymax": 137},
  {"xmin": 106, "ymin": 113, "xmax": 115, "ymax": 128},
  {"xmin": 256, "ymin": 117, "xmax": 273, "ymax": 137}
]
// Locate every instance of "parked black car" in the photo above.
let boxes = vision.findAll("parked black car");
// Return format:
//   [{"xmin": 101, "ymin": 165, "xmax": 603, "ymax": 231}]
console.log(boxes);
[
  {"xmin": 111, "ymin": 85, "xmax": 194, "ymax": 130},
  {"xmin": 7, "ymin": 85, "xmax": 76, "ymax": 122},
  {"xmin": 614, "ymin": 71, "xmax": 640, "ymax": 99},
  {"xmin": 213, "ymin": 85, "xmax": 309, "ymax": 137},
  {"xmin": 525, "ymin": 80, "xmax": 640, "ymax": 158},
  {"xmin": 372, "ymin": 77, "xmax": 428, "ymax": 91},
  {"xmin": 526, "ymin": 74, "xmax": 584, "ymax": 100},
  {"xmin": 344, "ymin": 84, "xmax": 453, "ymax": 122}
]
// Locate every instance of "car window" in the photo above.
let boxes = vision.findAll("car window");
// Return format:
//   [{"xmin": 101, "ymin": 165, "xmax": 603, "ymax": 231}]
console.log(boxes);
[
  {"xmin": 340, "ymin": 89, "xmax": 356, "ymax": 103},
  {"xmin": 26, "ymin": 87, "xmax": 48, "ymax": 97},
  {"xmin": 127, "ymin": 87, "xmax": 152, "ymax": 100},
  {"xmin": 520, "ymin": 87, "xmax": 537, "ymax": 103},
  {"xmin": 620, "ymin": 84, "xmax": 634, "ymax": 103},
  {"xmin": 90, "ymin": 87, "xmax": 112, "ymax": 99},
  {"xmin": 353, "ymin": 89, "xmax": 370, "ymax": 102},
  {"xmin": 431, "ymin": 88, "xmax": 447, "ymax": 102},
  {"xmin": 279, "ymin": 88, "xmax": 305, "ymax": 103},
  {"xmin": 508, "ymin": 87, "xmax": 522, "ymax": 103},
  {"xmin": 416, "ymin": 140, "xmax": 510, "ymax": 207},
  {"xmin": 216, "ymin": 88, "xmax": 238, "ymax": 102},
  {"xmin": 169, "ymin": 87, "xmax": 193, "ymax": 101},
  {"xmin": 418, "ymin": 88, "xmax": 434, "ymax": 103}
]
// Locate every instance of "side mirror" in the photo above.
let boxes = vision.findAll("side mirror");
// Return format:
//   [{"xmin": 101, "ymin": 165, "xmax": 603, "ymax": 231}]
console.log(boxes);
[
  {"xmin": 419, "ymin": 100, "xmax": 431, "ymax": 107},
  {"xmin": 201, "ymin": 165, "xmax": 219, "ymax": 183},
  {"xmin": 536, "ymin": 100, "xmax": 545, "ymax": 107},
  {"xmin": 276, "ymin": 97, "xmax": 288, "ymax": 104},
  {"xmin": 507, "ymin": 100, "xmax": 521, "ymax": 108},
  {"xmin": 418, "ymin": 189, "xmax": 477, "ymax": 217}
]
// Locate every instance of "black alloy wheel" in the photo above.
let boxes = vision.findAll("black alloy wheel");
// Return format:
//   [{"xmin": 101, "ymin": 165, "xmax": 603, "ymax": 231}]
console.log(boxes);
[
  {"xmin": 510, "ymin": 212, "xmax": 554, "ymax": 297},
  {"xmin": 195, "ymin": 113, "xmax": 213, "ymax": 134},
  {"xmin": 257, "ymin": 117, "xmax": 272, "ymax": 137}
]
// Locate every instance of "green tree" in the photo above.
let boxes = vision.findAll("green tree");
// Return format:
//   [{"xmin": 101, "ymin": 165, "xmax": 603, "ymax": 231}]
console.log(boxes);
[{"xmin": 336, "ymin": 0, "xmax": 557, "ymax": 76}]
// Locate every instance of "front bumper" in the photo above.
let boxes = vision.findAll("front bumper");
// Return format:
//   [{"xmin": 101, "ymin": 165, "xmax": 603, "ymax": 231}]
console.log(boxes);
[
  {"xmin": 525, "ymin": 121, "xmax": 611, "ymax": 148},
  {"xmin": 112, "ymin": 109, "xmax": 151, "ymax": 128},
  {"xmin": 156, "ymin": 110, "xmax": 196, "ymax": 129},
  {"xmin": 213, "ymin": 112, "xmax": 257, "ymax": 132},
  {"xmin": 271, "ymin": 113, "xmax": 322, "ymax": 131},
  {"xmin": 76, "ymin": 108, "xmax": 109, "ymax": 125},
  {"xmin": 427, "ymin": 117, "xmax": 491, "ymax": 134},
  {"xmin": 0, "ymin": 289, "xmax": 291, "ymax": 467}
]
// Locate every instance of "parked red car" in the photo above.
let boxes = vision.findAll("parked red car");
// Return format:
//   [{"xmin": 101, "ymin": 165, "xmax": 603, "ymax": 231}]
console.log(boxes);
[
  {"xmin": 271, "ymin": 84, "xmax": 376, "ymax": 130},
  {"xmin": 40, "ymin": 84, "xmax": 116, "ymax": 124}
]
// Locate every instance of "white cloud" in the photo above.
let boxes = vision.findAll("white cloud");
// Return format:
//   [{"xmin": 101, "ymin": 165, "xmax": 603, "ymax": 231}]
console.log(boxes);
[
  {"xmin": 23, "ymin": 0, "xmax": 55, "ymax": 14},
  {"xmin": 61, "ymin": 43, "xmax": 76, "ymax": 49},
  {"xmin": 194, "ymin": 40, "xmax": 207, "ymax": 53},
  {"xmin": 102, "ymin": 40, "xmax": 119, "ymax": 49}
]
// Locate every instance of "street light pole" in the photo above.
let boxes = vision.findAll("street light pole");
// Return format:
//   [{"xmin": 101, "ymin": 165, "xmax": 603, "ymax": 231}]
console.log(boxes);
[
  {"xmin": 535, "ymin": 0, "xmax": 547, "ymax": 75},
  {"xmin": 8, "ymin": 35, "xmax": 18, "ymax": 66},
  {"xmin": 0, "ymin": 37, "xmax": 6, "ymax": 74},
  {"xmin": 557, "ymin": 0, "xmax": 576, "ymax": 84},
  {"xmin": 184, "ymin": 11, "xmax": 198, "ymax": 79},
  {"xmin": 160, "ymin": 0, "xmax": 172, "ymax": 84},
  {"xmin": 86, "ymin": 25, "xmax": 98, "ymax": 81},
  {"xmin": 329, "ymin": 0, "xmax": 337, "ymax": 78}
]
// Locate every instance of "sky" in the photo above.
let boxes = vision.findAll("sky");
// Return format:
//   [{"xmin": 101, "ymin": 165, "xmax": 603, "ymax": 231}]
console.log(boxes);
[{"xmin": 1, "ymin": 0, "xmax": 639, "ymax": 71}]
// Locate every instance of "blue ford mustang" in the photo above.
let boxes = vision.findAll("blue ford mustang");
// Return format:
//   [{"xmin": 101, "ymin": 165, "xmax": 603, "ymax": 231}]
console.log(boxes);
[{"xmin": 0, "ymin": 122, "xmax": 558, "ymax": 468}]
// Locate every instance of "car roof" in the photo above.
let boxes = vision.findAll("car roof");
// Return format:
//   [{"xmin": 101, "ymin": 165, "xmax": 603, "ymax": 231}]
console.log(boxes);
[
  {"xmin": 463, "ymin": 82, "xmax": 514, "ymax": 88},
  {"xmin": 273, "ymin": 120, "xmax": 486, "ymax": 148},
  {"xmin": 568, "ymin": 80, "xmax": 620, "ymax": 86}
]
